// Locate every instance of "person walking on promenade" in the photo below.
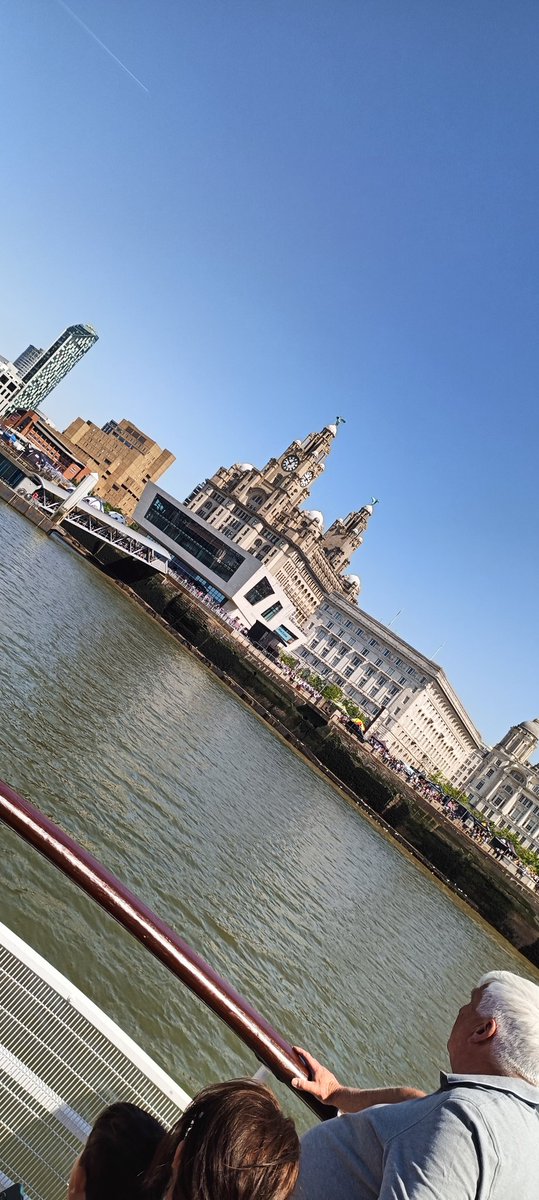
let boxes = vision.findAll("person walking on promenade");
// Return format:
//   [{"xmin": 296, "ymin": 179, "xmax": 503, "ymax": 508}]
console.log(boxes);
[{"xmin": 291, "ymin": 970, "xmax": 539, "ymax": 1200}]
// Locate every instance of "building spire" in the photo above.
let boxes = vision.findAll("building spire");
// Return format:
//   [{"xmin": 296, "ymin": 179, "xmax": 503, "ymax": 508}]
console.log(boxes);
[{"xmin": 322, "ymin": 501, "xmax": 376, "ymax": 569}]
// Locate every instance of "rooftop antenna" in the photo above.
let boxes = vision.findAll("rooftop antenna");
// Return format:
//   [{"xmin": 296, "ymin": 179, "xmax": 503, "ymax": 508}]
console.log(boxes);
[
  {"xmin": 335, "ymin": 415, "xmax": 346, "ymax": 428},
  {"xmin": 432, "ymin": 640, "xmax": 447, "ymax": 660},
  {"xmin": 387, "ymin": 609, "xmax": 402, "ymax": 628}
]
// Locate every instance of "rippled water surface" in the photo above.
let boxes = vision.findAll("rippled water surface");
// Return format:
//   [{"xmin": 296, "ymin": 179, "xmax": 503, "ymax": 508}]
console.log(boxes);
[{"xmin": 0, "ymin": 503, "xmax": 535, "ymax": 1128}]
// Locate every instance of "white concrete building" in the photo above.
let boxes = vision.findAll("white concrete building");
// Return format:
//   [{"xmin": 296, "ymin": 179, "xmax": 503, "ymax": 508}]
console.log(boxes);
[
  {"xmin": 298, "ymin": 594, "xmax": 483, "ymax": 784},
  {"xmin": 0, "ymin": 359, "xmax": 23, "ymax": 417},
  {"xmin": 466, "ymin": 720, "xmax": 539, "ymax": 851},
  {"xmin": 135, "ymin": 481, "xmax": 304, "ymax": 645}
]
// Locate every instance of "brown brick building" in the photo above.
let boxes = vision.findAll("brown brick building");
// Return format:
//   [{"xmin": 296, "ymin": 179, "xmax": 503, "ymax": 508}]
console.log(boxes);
[
  {"xmin": 62, "ymin": 417, "xmax": 175, "ymax": 516},
  {"xmin": 4, "ymin": 409, "xmax": 90, "ymax": 481}
]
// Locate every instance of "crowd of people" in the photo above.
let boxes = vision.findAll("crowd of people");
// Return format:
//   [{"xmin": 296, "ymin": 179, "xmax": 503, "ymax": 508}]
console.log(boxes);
[
  {"xmin": 366, "ymin": 734, "xmax": 539, "ymax": 881},
  {"xmin": 167, "ymin": 568, "xmax": 251, "ymax": 636},
  {"xmin": 50, "ymin": 971, "xmax": 539, "ymax": 1200}
]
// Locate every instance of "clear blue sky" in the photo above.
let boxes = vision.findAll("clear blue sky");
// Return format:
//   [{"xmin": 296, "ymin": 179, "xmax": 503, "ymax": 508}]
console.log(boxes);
[{"xmin": 2, "ymin": 1, "xmax": 538, "ymax": 748}]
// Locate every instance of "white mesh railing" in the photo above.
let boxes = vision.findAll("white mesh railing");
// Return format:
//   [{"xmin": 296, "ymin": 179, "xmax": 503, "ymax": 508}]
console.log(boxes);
[{"xmin": 0, "ymin": 921, "xmax": 190, "ymax": 1200}]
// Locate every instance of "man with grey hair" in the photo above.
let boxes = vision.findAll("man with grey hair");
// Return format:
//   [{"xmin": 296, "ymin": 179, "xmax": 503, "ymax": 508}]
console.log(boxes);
[{"xmin": 291, "ymin": 970, "xmax": 539, "ymax": 1199}]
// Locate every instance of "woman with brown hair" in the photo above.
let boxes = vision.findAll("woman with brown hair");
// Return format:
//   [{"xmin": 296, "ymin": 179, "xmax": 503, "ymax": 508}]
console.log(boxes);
[
  {"xmin": 143, "ymin": 1078, "xmax": 300, "ymax": 1200},
  {"xmin": 67, "ymin": 1101, "xmax": 166, "ymax": 1200}
]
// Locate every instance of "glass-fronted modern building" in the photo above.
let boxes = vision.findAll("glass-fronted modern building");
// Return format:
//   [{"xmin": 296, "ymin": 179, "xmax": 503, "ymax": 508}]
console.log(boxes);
[{"xmin": 135, "ymin": 482, "xmax": 303, "ymax": 644}]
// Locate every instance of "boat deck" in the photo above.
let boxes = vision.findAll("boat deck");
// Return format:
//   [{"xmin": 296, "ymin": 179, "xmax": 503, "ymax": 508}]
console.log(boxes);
[{"xmin": 0, "ymin": 922, "xmax": 190, "ymax": 1200}]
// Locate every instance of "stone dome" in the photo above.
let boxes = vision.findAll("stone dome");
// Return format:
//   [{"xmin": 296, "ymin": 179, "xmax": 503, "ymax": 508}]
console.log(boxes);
[
  {"xmin": 325, "ymin": 423, "xmax": 337, "ymax": 436},
  {"xmin": 523, "ymin": 718, "xmax": 539, "ymax": 738},
  {"xmin": 237, "ymin": 463, "xmax": 254, "ymax": 472},
  {"xmin": 304, "ymin": 509, "xmax": 324, "ymax": 526},
  {"xmin": 347, "ymin": 573, "xmax": 360, "ymax": 585},
  {"xmin": 364, "ymin": 504, "xmax": 373, "ymax": 515}
]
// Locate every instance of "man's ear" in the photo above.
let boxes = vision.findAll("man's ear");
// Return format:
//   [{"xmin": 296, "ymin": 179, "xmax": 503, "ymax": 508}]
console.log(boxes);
[
  {"xmin": 471, "ymin": 1017, "xmax": 497, "ymax": 1043},
  {"xmin": 68, "ymin": 1157, "xmax": 86, "ymax": 1200}
]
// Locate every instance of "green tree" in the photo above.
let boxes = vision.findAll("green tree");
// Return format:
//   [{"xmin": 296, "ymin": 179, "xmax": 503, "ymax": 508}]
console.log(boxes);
[
  {"xmin": 322, "ymin": 683, "xmax": 343, "ymax": 702},
  {"xmin": 497, "ymin": 827, "xmax": 539, "ymax": 873},
  {"xmin": 280, "ymin": 652, "xmax": 298, "ymax": 669},
  {"xmin": 342, "ymin": 699, "xmax": 366, "ymax": 722},
  {"xmin": 430, "ymin": 771, "xmax": 472, "ymax": 807}
]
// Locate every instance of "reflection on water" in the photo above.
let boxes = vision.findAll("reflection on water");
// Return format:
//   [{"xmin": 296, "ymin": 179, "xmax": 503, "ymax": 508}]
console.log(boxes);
[{"xmin": 0, "ymin": 502, "xmax": 536, "ymax": 1128}]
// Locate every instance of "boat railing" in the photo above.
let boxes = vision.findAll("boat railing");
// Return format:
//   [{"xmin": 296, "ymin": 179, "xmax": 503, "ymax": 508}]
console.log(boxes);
[{"xmin": 0, "ymin": 777, "xmax": 335, "ymax": 1124}]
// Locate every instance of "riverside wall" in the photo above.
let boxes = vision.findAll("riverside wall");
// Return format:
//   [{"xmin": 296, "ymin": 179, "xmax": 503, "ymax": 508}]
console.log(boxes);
[{"xmin": 121, "ymin": 571, "xmax": 539, "ymax": 969}]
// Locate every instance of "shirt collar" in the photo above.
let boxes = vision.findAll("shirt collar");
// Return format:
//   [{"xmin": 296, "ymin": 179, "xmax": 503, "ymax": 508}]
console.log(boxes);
[{"xmin": 440, "ymin": 1071, "xmax": 539, "ymax": 1107}]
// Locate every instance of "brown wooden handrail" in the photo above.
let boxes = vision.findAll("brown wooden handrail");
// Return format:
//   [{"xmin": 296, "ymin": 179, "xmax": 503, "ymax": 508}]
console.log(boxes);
[{"xmin": 0, "ymin": 778, "xmax": 335, "ymax": 1121}]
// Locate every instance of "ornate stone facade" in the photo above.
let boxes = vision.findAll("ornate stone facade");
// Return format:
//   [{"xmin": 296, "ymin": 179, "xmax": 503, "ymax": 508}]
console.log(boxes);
[
  {"xmin": 298, "ymin": 594, "xmax": 483, "ymax": 783},
  {"xmin": 466, "ymin": 720, "xmax": 539, "ymax": 850},
  {"xmin": 183, "ymin": 422, "xmax": 375, "ymax": 627}
]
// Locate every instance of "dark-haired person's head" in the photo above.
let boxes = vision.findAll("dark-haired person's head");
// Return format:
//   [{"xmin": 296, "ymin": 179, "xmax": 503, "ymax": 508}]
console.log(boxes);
[
  {"xmin": 145, "ymin": 1079, "xmax": 300, "ymax": 1200},
  {"xmin": 68, "ymin": 1101, "xmax": 165, "ymax": 1200}
]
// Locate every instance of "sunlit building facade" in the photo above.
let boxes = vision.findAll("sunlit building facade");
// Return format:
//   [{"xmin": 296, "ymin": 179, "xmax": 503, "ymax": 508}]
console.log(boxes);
[
  {"xmin": 63, "ymin": 416, "xmax": 175, "ymax": 517},
  {"xmin": 182, "ymin": 421, "xmax": 376, "ymax": 628},
  {"xmin": 9, "ymin": 324, "xmax": 98, "ymax": 415},
  {"xmin": 298, "ymin": 594, "xmax": 483, "ymax": 784},
  {"xmin": 0, "ymin": 359, "xmax": 23, "ymax": 417},
  {"xmin": 465, "ymin": 720, "xmax": 539, "ymax": 850}
]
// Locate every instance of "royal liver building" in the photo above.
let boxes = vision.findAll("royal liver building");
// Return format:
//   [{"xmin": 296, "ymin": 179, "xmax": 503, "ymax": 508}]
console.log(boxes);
[{"xmin": 184, "ymin": 421, "xmax": 375, "ymax": 627}]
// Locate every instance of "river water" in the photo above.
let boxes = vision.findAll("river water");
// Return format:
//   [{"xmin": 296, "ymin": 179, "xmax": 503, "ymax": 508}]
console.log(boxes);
[{"xmin": 0, "ymin": 502, "xmax": 536, "ymax": 1128}]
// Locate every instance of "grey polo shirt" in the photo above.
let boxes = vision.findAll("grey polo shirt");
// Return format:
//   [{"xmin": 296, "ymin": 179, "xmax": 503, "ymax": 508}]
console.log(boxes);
[{"xmin": 294, "ymin": 1073, "xmax": 539, "ymax": 1200}]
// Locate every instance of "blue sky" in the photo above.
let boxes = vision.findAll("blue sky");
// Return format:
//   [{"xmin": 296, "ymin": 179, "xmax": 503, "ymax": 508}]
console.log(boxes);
[{"xmin": 2, "ymin": 0, "xmax": 538, "ymax": 748}]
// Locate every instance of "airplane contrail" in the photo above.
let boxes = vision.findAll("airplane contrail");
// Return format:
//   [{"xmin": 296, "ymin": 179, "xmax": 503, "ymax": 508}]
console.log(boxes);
[{"xmin": 55, "ymin": 0, "xmax": 150, "ymax": 93}]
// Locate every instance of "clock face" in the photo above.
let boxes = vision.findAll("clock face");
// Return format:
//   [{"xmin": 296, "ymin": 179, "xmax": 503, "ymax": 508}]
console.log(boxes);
[
  {"xmin": 300, "ymin": 470, "xmax": 313, "ymax": 486},
  {"xmin": 282, "ymin": 454, "xmax": 300, "ymax": 472}
]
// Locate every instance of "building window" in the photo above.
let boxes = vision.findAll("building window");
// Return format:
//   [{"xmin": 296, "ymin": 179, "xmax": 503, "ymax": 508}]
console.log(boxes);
[
  {"xmin": 244, "ymin": 576, "xmax": 274, "ymax": 605},
  {"xmin": 476, "ymin": 781, "xmax": 484, "ymax": 791},
  {"xmin": 145, "ymin": 495, "xmax": 245, "ymax": 581},
  {"xmin": 275, "ymin": 624, "xmax": 296, "ymax": 643},
  {"xmin": 261, "ymin": 601, "xmax": 283, "ymax": 621},
  {"xmin": 344, "ymin": 667, "xmax": 353, "ymax": 677},
  {"xmin": 369, "ymin": 638, "xmax": 377, "ymax": 646}
]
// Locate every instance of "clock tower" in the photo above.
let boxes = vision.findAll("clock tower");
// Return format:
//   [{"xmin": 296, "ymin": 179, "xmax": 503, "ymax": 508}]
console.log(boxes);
[
  {"xmin": 243, "ymin": 422, "xmax": 339, "ymax": 520},
  {"xmin": 183, "ymin": 417, "xmax": 376, "ymax": 627}
]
